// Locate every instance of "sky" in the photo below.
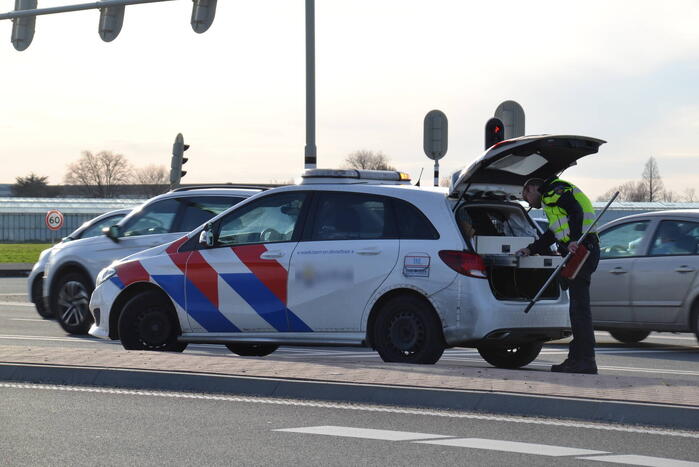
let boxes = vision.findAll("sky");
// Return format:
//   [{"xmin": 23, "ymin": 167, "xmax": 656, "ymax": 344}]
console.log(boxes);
[{"xmin": 1, "ymin": 0, "xmax": 698, "ymax": 200}]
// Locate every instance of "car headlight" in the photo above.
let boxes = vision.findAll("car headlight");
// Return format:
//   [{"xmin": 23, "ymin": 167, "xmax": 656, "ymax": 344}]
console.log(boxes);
[{"xmin": 96, "ymin": 267, "xmax": 117, "ymax": 286}]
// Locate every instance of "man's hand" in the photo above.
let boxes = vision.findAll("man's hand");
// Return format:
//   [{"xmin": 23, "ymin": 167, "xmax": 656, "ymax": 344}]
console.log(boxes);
[
  {"xmin": 516, "ymin": 248, "xmax": 530, "ymax": 257},
  {"xmin": 568, "ymin": 241, "xmax": 579, "ymax": 254}
]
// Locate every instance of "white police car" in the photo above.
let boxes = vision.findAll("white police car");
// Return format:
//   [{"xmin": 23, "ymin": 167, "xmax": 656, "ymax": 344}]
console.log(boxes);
[{"xmin": 89, "ymin": 135, "xmax": 605, "ymax": 367}]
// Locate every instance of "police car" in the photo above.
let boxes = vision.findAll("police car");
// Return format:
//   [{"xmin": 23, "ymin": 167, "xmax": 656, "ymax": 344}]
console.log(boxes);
[{"xmin": 89, "ymin": 135, "xmax": 605, "ymax": 367}]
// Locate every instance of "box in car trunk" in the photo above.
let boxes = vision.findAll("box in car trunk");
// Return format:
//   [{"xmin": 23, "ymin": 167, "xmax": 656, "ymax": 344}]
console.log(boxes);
[
  {"xmin": 457, "ymin": 204, "xmax": 562, "ymax": 301},
  {"xmin": 474, "ymin": 236, "xmax": 533, "ymax": 255},
  {"xmin": 475, "ymin": 237, "xmax": 562, "ymax": 301}
]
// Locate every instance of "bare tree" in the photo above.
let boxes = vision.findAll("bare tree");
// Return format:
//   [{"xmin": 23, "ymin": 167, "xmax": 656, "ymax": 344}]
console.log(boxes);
[
  {"xmin": 135, "ymin": 164, "xmax": 169, "ymax": 197},
  {"xmin": 11, "ymin": 173, "xmax": 58, "ymax": 197},
  {"xmin": 640, "ymin": 156, "xmax": 664, "ymax": 202},
  {"xmin": 344, "ymin": 150, "xmax": 395, "ymax": 171},
  {"xmin": 64, "ymin": 151, "xmax": 132, "ymax": 198},
  {"xmin": 683, "ymin": 188, "xmax": 697, "ymax": 203},
  {"xmin": 597, "ymin": 180, "xmax": 646, "ymax": 202}
]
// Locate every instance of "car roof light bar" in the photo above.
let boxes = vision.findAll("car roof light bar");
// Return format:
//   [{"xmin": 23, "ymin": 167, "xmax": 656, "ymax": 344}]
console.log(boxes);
[{"xmin": 302, "ymin": 169, "xmax": 411, "ymax": 182}]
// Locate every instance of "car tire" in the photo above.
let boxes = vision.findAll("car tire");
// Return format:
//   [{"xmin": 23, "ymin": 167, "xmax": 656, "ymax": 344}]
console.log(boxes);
[
  {"xmin": 226, "ymin": 344, "xmax": 279, "ymax": 357},
  {"xmin": 608, "ymin": 329, "xmax": 650, "ymax": 344},
  {"xmin": 373, "ymin": 295, "xmax": 445, "ymax": 364},
  {"xmin": 118, "ymin": 290, "xmax": 187, "ymax": 352},
  {"xmin": 32, "ymin": 276, "xmax": 54, "ymax": 319},
  {"xmin": 691, "ymin": 302, "xmax": 699, "ymax": 344},
  {"xmin": 52, "ymin": 272, "xmax": 94, "ymax": 334},
  {"xmin": 477, "ymin": 342, "xmax": 543, "ymax": 369}
]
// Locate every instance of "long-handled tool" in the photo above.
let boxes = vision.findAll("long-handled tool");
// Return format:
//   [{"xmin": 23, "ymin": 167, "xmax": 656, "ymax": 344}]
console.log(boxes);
[{"xmin": 523, "ymin": 191, "xmax": 619, "ymax": 314}]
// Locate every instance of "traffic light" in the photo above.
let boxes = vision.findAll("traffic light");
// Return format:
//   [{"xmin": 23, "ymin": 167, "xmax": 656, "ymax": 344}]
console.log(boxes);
[
  {"xmin": 10, "ymin": 0, "xmax": 37, "ymax": 51},
  {"xmin": 170, "ymin": 133, "xmax": 189, "ymax": 188},
  {"xmin": 98, "ymin": 3, "xmax": 125, "ymax": 43},
  {"xmin": 191, "ymin": 0, "xmax": 218, "ymax": 34},
  {"xmin": 485, "ymin": 117, "xmax": 505, "ymax": 149}
]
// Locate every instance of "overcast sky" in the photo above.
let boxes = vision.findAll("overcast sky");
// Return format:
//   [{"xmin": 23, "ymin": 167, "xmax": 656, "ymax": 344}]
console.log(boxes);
[{"xmin": 1, "ymin": 0, "xmax": 698, "ymax": 199}]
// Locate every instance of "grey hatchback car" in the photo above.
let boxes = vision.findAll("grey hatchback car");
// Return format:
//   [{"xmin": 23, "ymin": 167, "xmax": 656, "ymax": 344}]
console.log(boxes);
[{"xmin": 590, "ymin": 209, "xmax": 699, "ymax": 343}]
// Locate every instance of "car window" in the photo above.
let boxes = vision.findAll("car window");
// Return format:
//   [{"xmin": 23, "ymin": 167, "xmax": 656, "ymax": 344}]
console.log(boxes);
[
  {"xmin": 310, "ymin": 192, "xmax": 397, "ymax": 241},
  {"xmin": 599, "ymin": 220, "xmax": 649, "ymax": 258},
  {"xmin": 216, "ymin": 192, "xmax": 307, "ymax": 246},
  {"xmin": 393, "ymin": 199, "xmax": 439, "ymax": 240},
  {"xmin": 649, "ymin": 220, "xmax": 699, "ymax": 256},
  {"xmin": 121, "ymin": 199, "xmax": 180, "ymax": 237},
  {"xmin": 177, "ymin": 196, "xmax": 245, "ymax": 232},
  {"xmin": 77, "ymin": 213, "xmax": 126, "ymax": 239}
]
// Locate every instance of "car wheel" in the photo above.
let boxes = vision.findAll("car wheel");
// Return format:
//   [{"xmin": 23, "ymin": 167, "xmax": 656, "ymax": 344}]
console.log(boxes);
[
  {"xmin": 118, "ymin": 290, "xmax": 187, "ymax": 352},
  {"xmin": 32, "ymin": 276, "xmax": 54, "ymax": 319},
  {"xmin": 477, "ymin": 342, "xmax": 543, "ymax": 369},
  {"xmin": 608, "ymin": 329, "xmax": 650, "ymax": 344},
  {"xmin": 226, "ymin": 344, "xmax": 279, "ymax": 357},
  {"xmin": 53, "ymin": 272, "xmax": 93, "ymax": 334},
  {"xmin": 373, "ymin": 295, "xmax": 445, "ymax": 364},
  {"xmin": 691, "ymin": 302, "xmax": 699, "ymax": 344}
]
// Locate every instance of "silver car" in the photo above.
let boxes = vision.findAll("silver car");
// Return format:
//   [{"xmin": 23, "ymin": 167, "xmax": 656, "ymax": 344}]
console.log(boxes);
[{"xmin": 590, "ymin": 209, "xmax": 699, "ymax": 343}]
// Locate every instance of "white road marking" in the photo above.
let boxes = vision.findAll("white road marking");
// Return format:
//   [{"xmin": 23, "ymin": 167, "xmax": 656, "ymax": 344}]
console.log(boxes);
[
  {"xmin": 0, "ymin": 302, "xmax": 33, "ymax": 307},
  {"xmin": 416, "ymin": 438, "xmax": 606, "ymax": 456},
  {"xmin": 274, "ymin": 426, "xmax": 450, "ymax": 441},
  {"xmin": 1, "ymin": 383, "xmax": 697, "ymax": 439},
  {"xmin": 579, "ymin": 454, "xmax": 699, "ymax": 466},
  {"xmin": 0, "ymin": 293, "xmax": 26, "ymax": 297}
]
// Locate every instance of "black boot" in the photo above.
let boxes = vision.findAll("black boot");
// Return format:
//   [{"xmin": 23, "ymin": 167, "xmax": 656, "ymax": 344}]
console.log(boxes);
[{"xmin": 551, "ymin": 358, "xmax": 597, "ymax": 374}]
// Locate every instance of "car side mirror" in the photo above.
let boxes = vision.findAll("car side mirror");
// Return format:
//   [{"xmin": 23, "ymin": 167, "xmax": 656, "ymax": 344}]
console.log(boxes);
[
  {"xmin": 103, "ymin": 225, "xmax": 121, "ymax": 243},
  {"xmin": 199, "ymin": 223, "xmax": 215, "ymax": 248}
]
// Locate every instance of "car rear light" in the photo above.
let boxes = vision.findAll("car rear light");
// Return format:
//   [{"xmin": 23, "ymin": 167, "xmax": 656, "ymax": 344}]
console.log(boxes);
[{"xmin": 438, "ymin": 250, "xmax": 487, "ymax": 278}]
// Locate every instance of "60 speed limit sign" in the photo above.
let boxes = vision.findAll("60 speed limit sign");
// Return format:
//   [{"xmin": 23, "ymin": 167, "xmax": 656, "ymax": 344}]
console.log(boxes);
[{"xmin": 45, "ymin": 210, "xmax": 64, "ymax": 231}]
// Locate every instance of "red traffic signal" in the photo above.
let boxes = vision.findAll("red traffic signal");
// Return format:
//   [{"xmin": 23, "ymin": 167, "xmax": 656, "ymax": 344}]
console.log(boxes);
[{"xmin": 485, "ymin": 117, "xmax": 505, "ymax": 149}]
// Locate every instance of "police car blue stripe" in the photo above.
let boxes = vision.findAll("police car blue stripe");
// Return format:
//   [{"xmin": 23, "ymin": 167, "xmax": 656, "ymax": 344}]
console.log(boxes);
[
  {"xmin": 151, "ymin": 274, "xmax": 239, "ymax": 333},
  {"xmin": 288, "ymin": 311, "xmax": 313, "ymax": 332},
  {"xmin": 150, "ymin": 275, "xmax": 187, "ymax": 312},
  {"xmin": 184, "ymin": 277, "xmax": 241, "ymax": 333},
  {"xmin": 220, "ymin": 273, "xmax": 312, "ymax": 332},
  {"xmin": 110, "ymin": 276, "xmax": 125, "ymax": 290}
]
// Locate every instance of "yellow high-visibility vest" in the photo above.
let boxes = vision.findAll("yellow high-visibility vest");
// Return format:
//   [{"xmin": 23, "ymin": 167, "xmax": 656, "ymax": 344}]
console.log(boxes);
[{"xmin": 541, "ymin": 179, "xmax": 596, "ymax": 243}]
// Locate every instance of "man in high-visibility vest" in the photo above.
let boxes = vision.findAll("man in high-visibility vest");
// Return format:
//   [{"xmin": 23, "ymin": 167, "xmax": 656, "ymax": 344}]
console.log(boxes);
[{"xmin": 516, "ymin": 177, "xmax": 601, "ymax": 374}]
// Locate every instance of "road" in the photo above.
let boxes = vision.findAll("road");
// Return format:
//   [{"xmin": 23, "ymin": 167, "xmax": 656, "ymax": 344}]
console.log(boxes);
[
  {"xmin": 2, "ymin": 276, "xmax": 699, "ymax": 465},
  {"xmin": 2, "ymin": 382, "xmax": 698, "ymax": 466},
  {"xmin": 1, "ymin": 277, "xmax": 697, "ymax": 380}
]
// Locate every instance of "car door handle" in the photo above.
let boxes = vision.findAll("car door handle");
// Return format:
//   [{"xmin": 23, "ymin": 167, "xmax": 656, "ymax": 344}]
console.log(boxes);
[
  {"xmin": 675, "ymin": 266, "xmax": 696, "ymax": 273},
  {"xmin": 356, "ymin": 248, "xmax": 381, "ymax": 256},
  {"xmin": 609, "ymin": 267, "xmax": 627, "ymax": 274},
  {"xmin": 260, "ymin": 251, "xmax": 284, "ymax": 259}
]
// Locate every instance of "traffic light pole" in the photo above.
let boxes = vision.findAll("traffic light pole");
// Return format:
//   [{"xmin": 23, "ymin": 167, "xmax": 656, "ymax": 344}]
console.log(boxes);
[
  {"xmin": 304, "ymin": 0, "xmax": 317, "ymax": 169},
  {"xmin": 0, "ymin": 0, "xmax": 173, "ymax": 20}
]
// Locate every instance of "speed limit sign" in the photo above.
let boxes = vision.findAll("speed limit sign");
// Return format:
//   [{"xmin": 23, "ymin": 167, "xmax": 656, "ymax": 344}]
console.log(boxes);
[{"xmin": 45, "ymin": 210, "xmax": 64, "ymax": 231}]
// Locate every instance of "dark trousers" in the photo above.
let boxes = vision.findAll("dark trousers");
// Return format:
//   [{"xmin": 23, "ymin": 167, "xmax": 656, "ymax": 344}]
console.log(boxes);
[{"xmin": 565, "ymin": 241, "xmax": 600, "ymax": 362}]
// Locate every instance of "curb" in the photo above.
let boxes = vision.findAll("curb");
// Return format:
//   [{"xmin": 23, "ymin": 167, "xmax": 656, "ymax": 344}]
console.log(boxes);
[
  {"xmin": 0, "ymin": 263, "xmax": 31, "ymax": 277},
  {"xmin": 0, "ymin": 270, "xmax": 30, "ymax": 277},
  {"xmin": 2, "ymin": 362, "xmax": 697, "ymax": 431}
]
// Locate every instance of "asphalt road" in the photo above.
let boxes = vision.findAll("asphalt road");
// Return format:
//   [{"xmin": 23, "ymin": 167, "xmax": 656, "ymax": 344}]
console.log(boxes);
[
  {"xmin": 2, "ymin": 382, "xmax": 698, "ymax": 467},
  {"xmin": 1, "ymin": 277, "xmax": 697, "ymax": 380}
]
